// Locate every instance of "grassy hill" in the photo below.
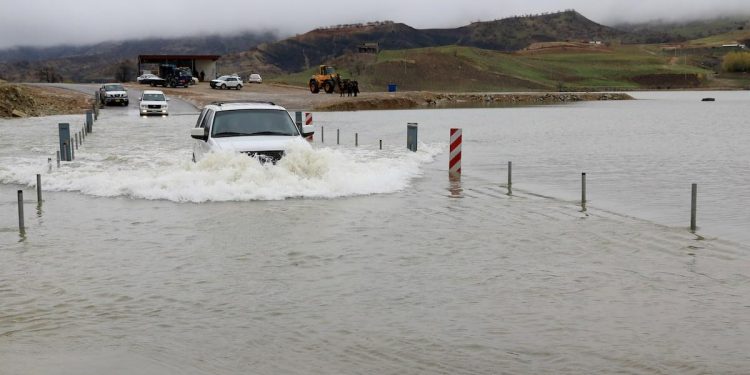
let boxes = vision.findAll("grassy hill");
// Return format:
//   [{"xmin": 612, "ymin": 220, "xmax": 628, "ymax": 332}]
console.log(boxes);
[
  {"xmin": 222, "ymin": 10, "xmax": 625, "ymax": 75},
  {"xmin": 268, "ymin": 44, "xmax": 715, "ymax": 92},
  {"xmin": 617, "ymin": 16, "xmax": 750, "ymax": 44}
]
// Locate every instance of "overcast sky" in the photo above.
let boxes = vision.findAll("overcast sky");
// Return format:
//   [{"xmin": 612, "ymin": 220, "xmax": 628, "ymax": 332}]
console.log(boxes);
[{"xmin": 1, "ymin": 0, "xmax": 749, "ymax": 49}]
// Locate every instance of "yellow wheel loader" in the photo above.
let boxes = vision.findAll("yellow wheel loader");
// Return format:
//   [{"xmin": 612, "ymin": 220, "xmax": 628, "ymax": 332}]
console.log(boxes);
[{"xmin": 309, "ymin": 65, "xmax": 340, "ymax": 94}]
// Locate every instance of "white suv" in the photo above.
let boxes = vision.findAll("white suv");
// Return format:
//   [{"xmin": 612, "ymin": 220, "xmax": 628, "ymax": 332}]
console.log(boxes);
[
  {"xmin": 138, "ymin": 90, "xmax": 168, "ymax": 115},
  {"xmin": 190, "ymin": 101, "xmax": 315, "ymax": 162},
  {"xmin": 210, "ymin": 75, "xmax": 243, "ymax": 90}
]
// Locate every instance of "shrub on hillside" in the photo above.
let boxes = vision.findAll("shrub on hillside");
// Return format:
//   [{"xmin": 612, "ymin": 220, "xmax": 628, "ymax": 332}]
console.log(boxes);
[{"xmin": 722, "ymin": 51, "xmax": 750, "ymax": 72}]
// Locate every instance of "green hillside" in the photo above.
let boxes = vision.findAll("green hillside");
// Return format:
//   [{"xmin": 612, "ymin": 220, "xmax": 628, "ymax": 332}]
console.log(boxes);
[{"xmin": 268, "ymin": 44, "xmax": 715, "ymax": 92}]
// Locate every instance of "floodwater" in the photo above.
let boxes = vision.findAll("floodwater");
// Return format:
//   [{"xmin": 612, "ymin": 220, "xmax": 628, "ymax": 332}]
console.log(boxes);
[{"xmin": 1, "ymin": 91, "xmax": 749, "ymax": 374}]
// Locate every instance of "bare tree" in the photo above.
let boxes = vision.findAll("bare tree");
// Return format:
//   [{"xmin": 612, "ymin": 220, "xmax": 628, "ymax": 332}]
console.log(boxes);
[
  {"xmin": 114, "ymin": 60, "xmax": 135, "ymax": 82},
  {"xmin": 37, "ymin": 65, "xmax": 63, "ymax": 83}
]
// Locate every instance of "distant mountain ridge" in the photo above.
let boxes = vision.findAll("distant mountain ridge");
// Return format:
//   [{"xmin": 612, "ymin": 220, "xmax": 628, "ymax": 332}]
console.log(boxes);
[
  {"xmin": 0, "ymin": 31, "xmax": 278, "ymax": 63},
  {"xmin": 0, "ymin": 31, "xmax": 278, "ymax": 82},
  {"xmin": 226, "ymin": 10, "xmax": 624, "ymax": 74},
  {"xmin": 2, "ymin": 10, "xmax": 750, "ymax": 83},
  {"xmin": 616, "ymin": 16, "xmax": 750, "ymax": 44}
]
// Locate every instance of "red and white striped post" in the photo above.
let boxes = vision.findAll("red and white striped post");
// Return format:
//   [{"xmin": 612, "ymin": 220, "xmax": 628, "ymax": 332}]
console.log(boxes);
[
  {"xmin": 304, "ymin": 112, "xmax": 313, "ymax": 142},
  {"xmin": 449, "ymin": 128, "xmax": 462, "ymax": 179}
]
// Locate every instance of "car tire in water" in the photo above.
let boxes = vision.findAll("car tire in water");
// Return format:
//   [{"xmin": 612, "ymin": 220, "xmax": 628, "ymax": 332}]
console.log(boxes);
[
  {"xmin": 236, "ymin": 85, "xmax": 242, "ymax": 90},
  {"xmin": 221, "ymin": 84, "xmax": 227, "ymax": 89}
]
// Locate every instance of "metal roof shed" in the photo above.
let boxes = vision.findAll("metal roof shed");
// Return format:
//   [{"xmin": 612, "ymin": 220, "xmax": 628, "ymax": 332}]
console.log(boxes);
[{"xmin": 137, "ymin": 54, "xmax": 220, "ymax": 81}]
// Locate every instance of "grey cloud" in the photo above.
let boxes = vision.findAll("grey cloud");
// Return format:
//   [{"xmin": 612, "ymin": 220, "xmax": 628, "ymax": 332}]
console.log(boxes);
[{"xmin": 1, "ymin": 0, "xmax": 749, "ymax": 49}]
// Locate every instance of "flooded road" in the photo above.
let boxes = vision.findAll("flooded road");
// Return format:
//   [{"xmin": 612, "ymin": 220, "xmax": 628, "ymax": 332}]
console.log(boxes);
[{"xmin": 1, "ymin": 91, "xmax": 749, "ymax": 374}]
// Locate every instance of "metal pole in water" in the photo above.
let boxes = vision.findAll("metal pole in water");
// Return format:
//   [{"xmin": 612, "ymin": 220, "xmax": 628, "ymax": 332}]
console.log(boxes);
[
  {"xmin": 321, "ymin": 126, "xmax": 324, "ymax": 143},
  {"xmin": 70, "ymin": 140, "xmax": 75, "ymax": 160},
  {"xmin": 36, "ymin": 174, "xmax": 42, "ymax": 203},
  {"xmin": 691, "ymin": 183, "xmax": 697, "ymax": 232},
  {"xmin": 581, "ymin": 172, "xmax": 587, "ymax": 208},
  {"xmin": 17, "ymin": 190, "xmax": 25, "ymax": 233},
  {"xmin": 59, "ymin": 123, "xmax": 71, "ymax": 161},
  {"xmin": 86, "ymin": 110, "xmax": 93, "ymax": 133},
  {"xmin": 56, "ymin": 151, "xmax": 60, "ymax": 168},
  {"xmin": 407, "ymin": 123, "xmax": 418, "ymax": 152},
  {"xmin": 48, "ymin": 157, "xmax": 52, "ymax": 173},
  {"xmin": 355, "ymin": 133, "xmax": 358, "ymax": 147},
  {"xmin": 294, "ymin": 111, "xmax": 302, "ymax": 132},
  {"xmin": 379, "ymin": 140, "xmax": 382, "ymax": 150},
  {"xmin": 337, "ymin": 129, "xmax": 340, "ymax": 145},
  {"xmin": 508, "ymin": 161, "xmax": 512, "ymax": 193},
  {"xmin": 75, "ymin": 134, "xmax": 79, "ymax": 150}
]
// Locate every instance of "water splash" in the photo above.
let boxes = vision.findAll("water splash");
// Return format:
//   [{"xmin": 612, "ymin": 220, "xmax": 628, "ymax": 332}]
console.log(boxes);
[{"xmin": 0, "ymin": 142, "xmax": 443, "ymax": 202}]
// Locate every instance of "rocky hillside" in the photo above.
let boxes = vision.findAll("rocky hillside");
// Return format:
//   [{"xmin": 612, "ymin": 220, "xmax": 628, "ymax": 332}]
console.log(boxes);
[
  {"xmin": 225, "ymin": 10, "xmax": 625, "ymax": 74},
  {"xmin": 0, "ymin": 81, "xmax": 91, "ymax": 118},
  {"xmin": 0, "ymin": 31, "xmax": 277, "ymax": 82}
]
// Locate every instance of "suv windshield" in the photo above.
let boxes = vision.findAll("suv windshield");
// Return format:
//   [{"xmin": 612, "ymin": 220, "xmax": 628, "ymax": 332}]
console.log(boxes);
[
  {"xmin": 211, "ymin": 109, "xmax": 299, "ymax": 137},
  {"xmin": 105, "ymin": 84, "xmax": 125, "ymax": 91},
  {"xmin": 142, "ymin": 93, "xmax": 165, "ymax": 101}
]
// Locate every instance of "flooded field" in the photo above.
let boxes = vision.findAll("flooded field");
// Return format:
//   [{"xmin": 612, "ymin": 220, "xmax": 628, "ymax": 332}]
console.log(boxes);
[{"xmin": 1, "ymin": 91, "xmax": 749, "ymax": 374}]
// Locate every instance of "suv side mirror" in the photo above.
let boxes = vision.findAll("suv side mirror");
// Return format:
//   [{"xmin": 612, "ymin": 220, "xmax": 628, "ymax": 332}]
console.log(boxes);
[
  {"xmin": 301, "ymin": 124, "xmax": 314, "ymax": 137},
  {"xmin": 191, "ymin": 127, "xmax": 208, "ymax": 141}
]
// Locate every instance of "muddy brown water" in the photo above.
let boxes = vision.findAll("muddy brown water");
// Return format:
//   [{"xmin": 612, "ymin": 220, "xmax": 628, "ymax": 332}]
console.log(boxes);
[{"xmin": 1, "ymin": 91, "xmax": 749, "ymax": 374}]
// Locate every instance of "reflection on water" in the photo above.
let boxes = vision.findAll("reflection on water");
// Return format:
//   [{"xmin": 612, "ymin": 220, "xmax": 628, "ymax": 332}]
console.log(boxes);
[{"xmin": 447, "ymin": 177, "xmax": 463, "ymax": 198}]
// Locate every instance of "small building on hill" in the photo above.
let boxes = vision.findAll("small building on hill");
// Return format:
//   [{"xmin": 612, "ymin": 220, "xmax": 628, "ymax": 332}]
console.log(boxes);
[
  {"xmin": 358, "ymin": 43, "xmax": 379, "ymax": 54},
  {"xmin": 137, "ymin": 55, "xmax": 221, "ymax": 80}
]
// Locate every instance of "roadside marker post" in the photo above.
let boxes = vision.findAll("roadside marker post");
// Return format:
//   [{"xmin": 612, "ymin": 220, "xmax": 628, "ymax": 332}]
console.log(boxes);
[
  {"xmin": 17, "ymin": 190, "xmax": 25, "ymax": 234},
  {"xmin": 294, "ymin": 111, "xmax": 302, "ymax": 130},
  {"xmin": 691, "ymin": 183, "xmax": 698, "ymax": 232},
  {"xmin": 86, "ymin": 110, "xmax": 93, "ymax": 133},
  {"xmin": 36, "ymin": 174, "xmax": 42, "ymax": 203},
  {"xmin": 58, "ymin": 123, "xmax": 71, "ymax": 161},
  {"xmin": 581, "ymin": 172, "xmax": 587, "ymax": 211},
  {"xmin": 507, "ymin": 161, "xmax": 512, "ymax": 195},
  {"xmin": 304, "ymin": 112, "xmax": 313, "ymax": 142},
  {"xmin": 449, "ymin": 128, "xmax": 462, "ymax": 179},
  {"xmin": 407, "ymin": 123, "xmax": 418, "ymax": 152}
]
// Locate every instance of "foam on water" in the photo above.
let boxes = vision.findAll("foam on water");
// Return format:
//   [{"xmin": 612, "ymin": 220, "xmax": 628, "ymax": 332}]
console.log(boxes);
[{"xmin": 0, "ymin": 141, "xmax": 443, "ymax": 202}]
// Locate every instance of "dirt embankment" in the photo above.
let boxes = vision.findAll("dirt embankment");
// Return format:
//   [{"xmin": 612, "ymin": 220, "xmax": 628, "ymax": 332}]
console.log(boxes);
[
  {"xmin": 2, "ymin": 80, "xmax": 632, "ymax": 117},
  {"xmin": 148, "ymin": 80, "xmax": 633, "ymax": 113},
  {"xmin": 316, "ymin": 92, "xmax": 632, "ymax": 111},
  {"xmin": 0, "ymin": 82, "xmax": 92, "ymax": 118}
]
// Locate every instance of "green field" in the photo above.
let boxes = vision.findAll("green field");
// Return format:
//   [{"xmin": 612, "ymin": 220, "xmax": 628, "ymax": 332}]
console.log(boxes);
[{"xmin": 268, "ymin": 44, "xmax": 728, "ymax": 92}]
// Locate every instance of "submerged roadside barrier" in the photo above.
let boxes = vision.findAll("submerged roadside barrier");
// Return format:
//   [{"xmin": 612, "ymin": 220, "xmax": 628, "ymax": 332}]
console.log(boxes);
[{"xmin": 12, "ymin": 112, "xmax": 701, "ymax": 239}]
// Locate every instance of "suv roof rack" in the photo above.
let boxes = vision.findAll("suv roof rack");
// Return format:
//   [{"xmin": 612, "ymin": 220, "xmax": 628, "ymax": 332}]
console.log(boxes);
[{"xmin": 209, "ymin": 100, "xmax": 276, "ymax": 106}]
